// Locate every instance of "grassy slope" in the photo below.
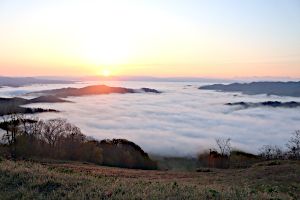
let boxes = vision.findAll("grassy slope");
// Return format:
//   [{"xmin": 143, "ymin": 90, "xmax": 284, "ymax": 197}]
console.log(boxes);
[{"xmin": 0, "ymin": 159, "xmax": 299, "ymax": 200}]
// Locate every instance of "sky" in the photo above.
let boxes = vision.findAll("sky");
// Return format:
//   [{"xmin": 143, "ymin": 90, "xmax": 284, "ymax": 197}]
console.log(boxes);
[{"xmin": 0, "ymin": 0, "xmax": 299, "ymax": 78}]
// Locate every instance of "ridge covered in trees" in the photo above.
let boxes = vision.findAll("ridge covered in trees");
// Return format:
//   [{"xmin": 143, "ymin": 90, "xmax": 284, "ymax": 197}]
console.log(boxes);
[
  {"xmin": 0, "ymin": 115, "xmax": 157, "ymax": 170},
  {"xmin": 29, "ymin": 85, "xmax": 161, "ymax": 97}
]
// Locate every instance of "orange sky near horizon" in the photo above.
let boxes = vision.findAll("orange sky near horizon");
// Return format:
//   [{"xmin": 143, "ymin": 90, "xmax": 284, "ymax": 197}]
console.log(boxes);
[
  {"xmin": 1, "ymin": 63, "xmax": 300, "ymax": 78},
  {"xmin": 0, "ymin": 1, "xmax": 299, "ymax": 78}
]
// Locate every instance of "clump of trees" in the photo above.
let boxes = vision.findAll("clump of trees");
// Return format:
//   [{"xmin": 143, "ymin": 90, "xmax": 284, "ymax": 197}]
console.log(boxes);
[
  {"xmin": 259, "ymin": 130, "xmax": 300, "ymax": 160},
  {"xmin": 0, "ymin": 114, "xmax": 157, "ymax": 170},
  {"xmin": 198, "ymin": 132, "xmax": 300, "ymax": 169},
  {"xmin": 99, "ymin": 139, "xmax": 157, "ymax": 169}
]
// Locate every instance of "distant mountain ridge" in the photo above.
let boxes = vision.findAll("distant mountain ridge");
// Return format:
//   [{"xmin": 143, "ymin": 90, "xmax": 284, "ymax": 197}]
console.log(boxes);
[
  {"xmin": 0, "ymin": 96, "xmax": 65, "ymax": 116},
  {"xmin": 30, "ymin": 85, "xmax": 161, "ymax": 97},
  {"xmin": 36, "ymin": 75, "xmax": 233, "ymax": 83},
  {"xmin": 0, "ymin": 85, "xmax": 161, "ymax": 115},
  {"xmin": 226, "ymin": 101, "xmax": 300, "ymax": 109},
  {"xmin": 0, "ymin": 76, "xmax": 74, "ymax": 87},
  {"xmin": 199, "ymin": 81, "xmax": 300, "ymax": 97}
]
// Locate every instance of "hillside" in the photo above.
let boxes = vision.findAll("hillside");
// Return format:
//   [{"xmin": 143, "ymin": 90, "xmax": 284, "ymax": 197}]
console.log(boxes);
[
  {"xmin": 0, "ymin": 96, "xmax": 66, "ymax": 116},
  {"xmin": 199, "ymin": 81, "xmax": 300, "ymax": 97},
  {"xmin": 0, "ymin": 159, "xmax": 299, "ymax": 199}
]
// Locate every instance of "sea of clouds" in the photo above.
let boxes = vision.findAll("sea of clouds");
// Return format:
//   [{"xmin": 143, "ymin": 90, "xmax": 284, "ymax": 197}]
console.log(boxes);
[{"xmin": 1, "ymin": 81, "xmax": 300, "ymax": 156}]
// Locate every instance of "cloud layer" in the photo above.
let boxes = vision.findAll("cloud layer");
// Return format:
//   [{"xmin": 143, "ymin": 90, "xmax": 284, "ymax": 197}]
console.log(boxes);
[{"xmin": 2, "ymin": 81, "xmax": 300, "ymax": 156}]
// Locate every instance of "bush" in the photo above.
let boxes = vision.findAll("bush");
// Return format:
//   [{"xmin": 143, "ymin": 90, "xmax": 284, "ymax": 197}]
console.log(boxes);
[
  {"xmin": 198, "ymin": 138, "xmax": 232, "ymax": 169},
  {"xmin": 286, "ymin": 130, "xmax": 300, "ymax": 160},
  {"xmin": 198, "ymin": 150, "xmax": 229, "ymax": 169}
]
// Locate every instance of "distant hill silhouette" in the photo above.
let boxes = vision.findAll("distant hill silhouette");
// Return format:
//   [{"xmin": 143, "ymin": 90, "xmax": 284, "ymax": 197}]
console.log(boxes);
[
  {"xmin": 29, "ymin": 95, "xmax": 71, "ymax": 103},
  {"xmin": 0, "ymin": 76, "xmax": 74, "ymax": 87},
  {"xmin": 30, "ymin": 85, "xmax": 161, "ymax": 97},
  {"xmin": 199, "ymin": 81, "xmax": 300, "ymax": 97},
  {"xmin": 0, "ymin": 85, "xmax": 160, "ymax": 115},
  {"xmin": 0, "ymin": 96, "xmax": 68, "ymax": 116},
  {"xmin": 226, "ymin": 101, "xmax": 300, "ymax": 109}
]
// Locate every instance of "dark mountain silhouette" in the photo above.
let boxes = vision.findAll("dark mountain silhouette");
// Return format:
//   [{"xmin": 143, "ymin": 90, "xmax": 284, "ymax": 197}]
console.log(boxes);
[
  {"xmin": 30, "ymin": 85, "xmax": 161, "ymax": 97},
  {"xmin": 0, "ymin": 96, "xmax": 69, "ymax": 116},
  {"xmin": 0, "ymin": 76, "xmax": 74, "ymax": 87},
  {"xmin": 226, "ymin": 101, "xmax": 300, "ymax": 109},
  {"xmin": 199, "ymin": 81, "xmax": 300, "ymax": 97},
  {"xmin": 0, "ymin": 97, "xmax": 28, "ymax": 105},
  {"xmin": 0, "ymin": 104, "xmax": 58, "ymax": 116},
  {"xmin": 29, "ymin": 95, "xmax": 71, "ymax": 103},
  {"xmin": 0, "ymin": 85, "xmax": 160, "ymax": 115}
]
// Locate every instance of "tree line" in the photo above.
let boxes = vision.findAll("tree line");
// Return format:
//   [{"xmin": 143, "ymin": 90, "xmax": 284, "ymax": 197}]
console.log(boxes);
[{"xmin": 0, "ymin": 114, "xmax": 157, "ymax": 170}]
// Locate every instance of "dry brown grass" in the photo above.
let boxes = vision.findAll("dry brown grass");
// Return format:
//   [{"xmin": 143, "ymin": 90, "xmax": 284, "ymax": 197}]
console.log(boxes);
[{"xmin": 0, "ymin": 159, "xmax": 299, "ymax": 199}]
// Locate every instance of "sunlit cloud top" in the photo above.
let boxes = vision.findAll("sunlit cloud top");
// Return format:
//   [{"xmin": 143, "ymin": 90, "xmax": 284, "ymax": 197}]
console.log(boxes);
[{"xmin": 0, "ymin": 0, "xmax": 299, "ymax": 77}]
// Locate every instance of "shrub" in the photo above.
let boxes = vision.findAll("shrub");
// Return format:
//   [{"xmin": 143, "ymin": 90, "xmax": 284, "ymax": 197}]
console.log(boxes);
[
  {"xmin": 286, "ymin": 130, "xmax": 300, "ymax": 160},
  {"xmin": 198, "ymin": 138, "xmax": 232, "ymax": 169},
  {"xmin": 198, "ymin": 150, "xmax": 229, "ymax": 169}
]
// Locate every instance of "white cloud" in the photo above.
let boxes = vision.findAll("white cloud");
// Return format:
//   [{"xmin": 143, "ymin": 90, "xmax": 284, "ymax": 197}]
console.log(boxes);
[{"xmin": 2, "ymin": 81, "xmax": 300, "ymax": 156}]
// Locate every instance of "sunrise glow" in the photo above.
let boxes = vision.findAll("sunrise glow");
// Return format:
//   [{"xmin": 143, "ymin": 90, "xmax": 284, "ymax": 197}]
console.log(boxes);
[
  {"xmin": 0, "ymin": 1, "xmax": 300, "ymax": 197},
  {"xmin": 0, "ymin": 0, "xmax": 299, "ymax": 78},
  {"xmin": 101, "ymin": 69, "xmax": 111, "ymax": 77}
]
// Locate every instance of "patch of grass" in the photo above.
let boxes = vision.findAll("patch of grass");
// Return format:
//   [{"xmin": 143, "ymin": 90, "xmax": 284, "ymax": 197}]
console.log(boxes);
[
  {"xmin": 0, "ymin": 159, "xmax": 299, "ymax": 199},
  {"xmin": 152, "ymin": 155, "xmax": 199, "ymax": 171},
  {"xmin": 267, "ymin": 161, "xmax": 281, "ymax": 166},
  {"xmin": 207, "ymin": 189, "xmax": 220, "ymax": 198},
  {"xmin": 53, "ymin": 168, "xmax": 75, "ymax": 174},
  {"xmin": 34, "ymin": 181, "xmax": 62, "ymax": 193},
  {"xmin": 256, "ymin": 160, "xmax": 281, "ymax": 166}
]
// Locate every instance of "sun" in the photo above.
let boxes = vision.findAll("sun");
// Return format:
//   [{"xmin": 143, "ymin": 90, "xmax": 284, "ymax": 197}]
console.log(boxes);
[{"xmin": 101, "ymin": 69, "xmax": 111, "ymax": 77}]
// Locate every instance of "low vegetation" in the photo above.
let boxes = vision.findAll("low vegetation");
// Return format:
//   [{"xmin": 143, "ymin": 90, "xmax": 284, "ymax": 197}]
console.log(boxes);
[
  {"xmin": 0, "ymin": 159, "xmax": 299, "ymax": 199},
  {"xmin": 198, "ymin": 133, "xmax": 300, "ymax": 169},
  {"xmin": 259, "ymin": 131, "xmax": 300, "ymax": 160}
]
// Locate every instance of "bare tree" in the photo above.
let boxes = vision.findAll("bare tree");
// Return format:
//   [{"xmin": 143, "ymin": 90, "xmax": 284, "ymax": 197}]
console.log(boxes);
[
  {"xmin": 1, "ymin": 104, "xmax": 19, "ymax": 145},
  {"xmin": 0, "ymin": 111, "xmax": 21, "ymax": 158},
  {"xmin": 286, "ymin": 130, "xmax": 300, "ymax": 160},
  {"xmin": 26, "ymin": 117, "xmax": 43, "ymax": 138},
  {"xmin": 42, "ymin": 118, "xmax": 67, "ymax": 148},
  {"xmin": 17, "ymin": 113, "xmax": 33, "ymax": 136},
  {"xmin": 215, "ymin": 138, "xmax": 231, "ymax": 156},
  {"xmin": 259, "ymin": 145, "xmax": 284, "ymax": 160},
  {"xmin": 1, "ymin": 114, "xmax": 11, "ymax": 144}
]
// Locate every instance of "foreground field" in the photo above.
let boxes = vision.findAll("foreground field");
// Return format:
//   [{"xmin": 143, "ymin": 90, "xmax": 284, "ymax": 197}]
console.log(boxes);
[{"xmin": 0, "ymin": 159, "xmax": 299, "ymax": 199}]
